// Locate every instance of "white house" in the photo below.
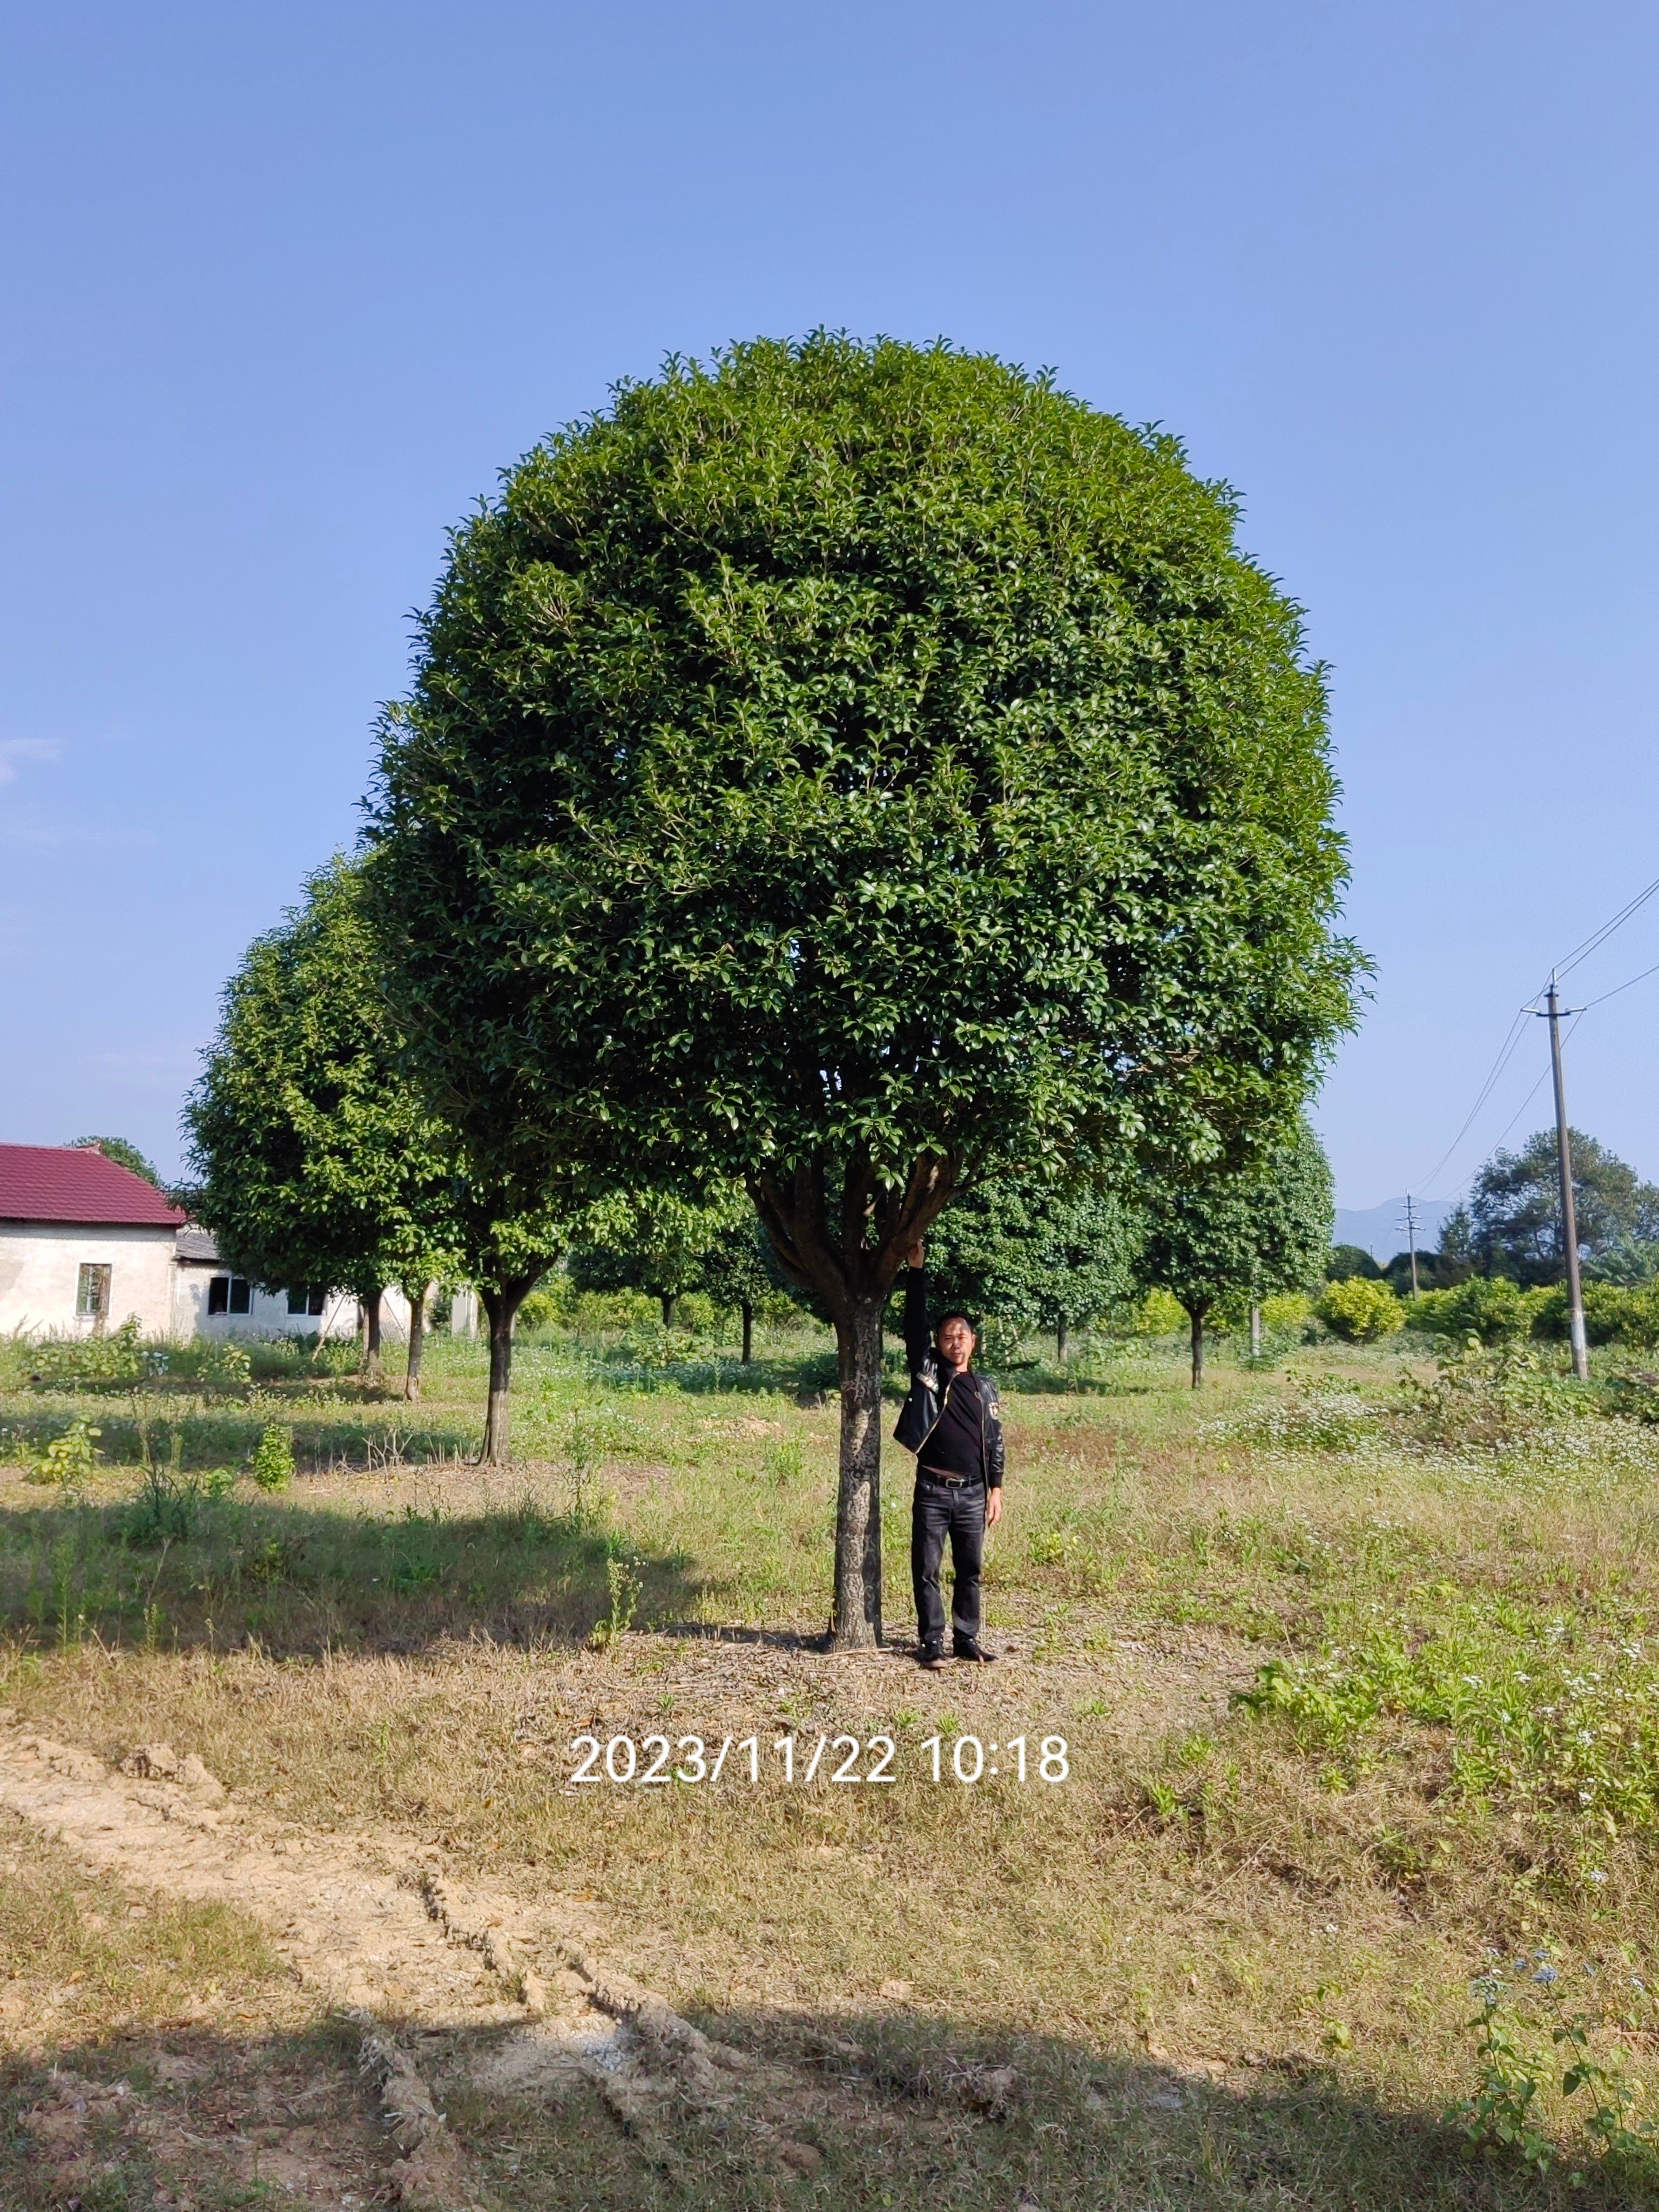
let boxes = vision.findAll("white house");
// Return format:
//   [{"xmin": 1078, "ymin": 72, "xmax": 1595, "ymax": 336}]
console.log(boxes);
[
  {"xmin": 172, "ymin": 1224, "xmax": 409, "ymax": 1344},
  {"xmin": 0, "ymin": 1142, "xmax": 186, "ymax": 1337},
  {"xmin": 0, "ymin": 1143, "xmax": 410, "ymax": 1343}
]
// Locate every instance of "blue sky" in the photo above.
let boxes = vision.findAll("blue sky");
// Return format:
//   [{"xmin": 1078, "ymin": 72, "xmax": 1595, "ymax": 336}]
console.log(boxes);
[{"xmin": 3, "ymin": 1, "xmax": 1656, "ymax": 1210}]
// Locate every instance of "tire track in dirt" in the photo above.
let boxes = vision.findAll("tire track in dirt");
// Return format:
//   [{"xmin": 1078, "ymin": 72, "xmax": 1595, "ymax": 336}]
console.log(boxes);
[{"xmin": 0, "ymin": 1717, "xmax": 843, "ymax": 2203}]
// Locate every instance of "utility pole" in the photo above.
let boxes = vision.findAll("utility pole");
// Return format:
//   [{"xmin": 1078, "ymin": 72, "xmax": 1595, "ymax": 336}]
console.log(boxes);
[
  {"xmin": 1539, "ymin": 976, "xmax": 1589, "ymax": 1380},
  {"xmin": 1402, "ymin": 1193, "xmax": 1420, "ymax": 1298}
]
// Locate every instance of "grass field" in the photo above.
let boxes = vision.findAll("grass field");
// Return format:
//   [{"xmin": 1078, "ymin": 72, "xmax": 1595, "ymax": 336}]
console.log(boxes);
[{"xmin": 6, "ymin": 1319, "xmax": 1659, "ymax": 2208}]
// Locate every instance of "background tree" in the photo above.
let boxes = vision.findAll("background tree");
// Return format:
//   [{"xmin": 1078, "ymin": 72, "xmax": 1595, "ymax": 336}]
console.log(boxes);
[
  {"xmin": 1137, "ymin": 1120, "xmax": 1334, "ymax": 1386},
  {"xmin": 696, "ymin": 1215, "xmax": 786, "ymax": 1363},
  {"xmin": 367, "ymin": 335, "xmax": 1361, "ymax": 1644},
  {"xmin": 568, "ymin": 1189, "xmax": 740, "ymax": 1327},
  {"xmin": 1326, "ymin": 1243, "xmax": 1382, "ymax": 1282},
  {"xmin": 185, "ymin": 858, "xmax": 461, "ymax": 1397},
  {"xmin": 448, "ymin": 1164, "xmax": 575, "ymax": 1457},
  {"xmin": 67, "ymin": 1136, "xmax": 166, "ymax": 1190},
  {"xmin": 923, "ymin": 1174, "xmax": 1140, "ymax": 1359},
  {"xmin": 1439, "ymin": 1129, "xmax": 1659, "ymax": 1287}
]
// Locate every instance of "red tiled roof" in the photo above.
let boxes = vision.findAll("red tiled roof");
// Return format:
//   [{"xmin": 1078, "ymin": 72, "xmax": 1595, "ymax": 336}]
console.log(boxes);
[{"xmin": 0, "ymin": 1143, "xmax": 186, "ymax": 1227}]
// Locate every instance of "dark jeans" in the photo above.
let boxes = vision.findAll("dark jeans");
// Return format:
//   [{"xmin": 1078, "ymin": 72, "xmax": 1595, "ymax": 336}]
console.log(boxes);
[{"xmin": 912, "ymin": 1475, "xmax": 985, "ymax": 1652}]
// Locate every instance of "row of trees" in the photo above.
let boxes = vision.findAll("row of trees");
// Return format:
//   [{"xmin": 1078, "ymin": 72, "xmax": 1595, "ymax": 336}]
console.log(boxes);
[
  {"xmin": 1328, "ymin": 1130, "xmax": 1659, "ymax": 1299},
  {"xmin": 187, "ymin": 334, "xmax": 1361, "ymax": 1645}
]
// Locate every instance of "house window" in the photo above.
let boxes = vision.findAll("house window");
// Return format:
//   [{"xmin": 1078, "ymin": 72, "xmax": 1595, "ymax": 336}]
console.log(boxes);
[
  {"xmin": 207, "ymin": 1275, "xmax": 251, "ymax": 1316},
  {"xmin": 76, "ymin": 1263, "xmax": 111, "ymax": 1324},
  {"xmin": 287, "ymin": 1287, "xmax": 327, "ymax": 1316}
]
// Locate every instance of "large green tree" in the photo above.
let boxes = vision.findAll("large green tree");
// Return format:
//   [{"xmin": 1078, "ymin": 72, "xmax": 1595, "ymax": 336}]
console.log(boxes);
[
  {"xmin": 923, "ymin": 1174, "xmax": 1139, "ymax": 1358},
  {"xmin": 185, "ymin": 858, "xmax": 462, "ymax": 1397},
  {"xmin": 366, "ymin": 335, "xmax": 1360, "ymax": 1642},
  {"xmin": 1136, "ymin": 1118, "xmax": 1334, "ymax": 1386},
  {"xmin": 1440, "ymin": 1129, "xmax": 1659, "ymax": 1287}
]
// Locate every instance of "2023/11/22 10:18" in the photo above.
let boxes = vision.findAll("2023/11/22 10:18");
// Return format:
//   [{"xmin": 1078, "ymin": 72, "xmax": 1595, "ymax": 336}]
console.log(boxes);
[{"xmin": 566, "ymin": 1734, "xmax": 1071, "ymax": 1785}]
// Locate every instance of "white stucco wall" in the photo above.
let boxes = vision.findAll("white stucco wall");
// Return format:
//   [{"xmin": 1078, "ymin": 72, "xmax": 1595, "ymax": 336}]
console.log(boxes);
[
  {"xmin": 173, "ymin": 1272, "xmax": 412, "ymax": 1344},
  {"xmin": 0, "ymin": 1222, "xmax": 178, "ymax": 1338}
]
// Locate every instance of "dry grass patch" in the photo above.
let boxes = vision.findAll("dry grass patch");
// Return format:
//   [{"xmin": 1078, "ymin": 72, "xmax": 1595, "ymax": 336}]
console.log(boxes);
[{"xmin": 5, "ymin": 1327, "xmax": 1659, "ymax": 2202}]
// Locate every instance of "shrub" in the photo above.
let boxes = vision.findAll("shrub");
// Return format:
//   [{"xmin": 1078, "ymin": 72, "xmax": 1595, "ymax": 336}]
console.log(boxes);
[
  {"xmin": 1316, "ymin": 1277, "xmax": 1405, "ymax": 1343},
  {"xmin": 1410, "ymin": 1276, "xmax": 1545, "ymax": 1346},
  {"xmin": 1393, "ymin": 1343, "xmax": 1596, "ymax": 1458},
  {"xmin": 251, "ymin": 1422, "xmax": 295, "ymax": 1491},
  {"xmin": 1260, "ymin": 1291, "xmax": 1316, "ymax": 1336},
  {"xmin": 27, "ymin": 1318, "xmax": 150, "ymax": 1391},
  {"xmin": 515, "ymin": 1289, "xmax": 560, "ymax": 1334},
  {"xmin": 1134, "ymin": 1289, "xmax": 1187, "ymax": 1337},
  {"xmin": 1533, "ymin": 1282, "xmax": 1659, "ymax": 1348},
  {"xmin": 27, "ymin": 1417, "xmax": 102, "ymax": 1486}
]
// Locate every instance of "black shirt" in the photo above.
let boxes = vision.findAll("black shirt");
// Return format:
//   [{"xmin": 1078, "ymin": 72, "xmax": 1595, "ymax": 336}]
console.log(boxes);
[{"xmin": 920, "ymin": 1367, "xmax": 988, "ymax": 1481}]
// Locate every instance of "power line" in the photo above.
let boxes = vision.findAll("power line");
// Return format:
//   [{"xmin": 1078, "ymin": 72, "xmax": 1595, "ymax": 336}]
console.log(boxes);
[
  {"xmin": 1552, "ymin": 871, "xmax": 1659, "ymax": 984},
  {"xmin": 1579, "ymin": 957, "xmax": 1659, "ymax": 1011},
  {"xmin": 1407, "ymin": 867, "xmax": 1659, "ymax": 1201},
  {"xmin": 1410, "ymin": 1009, "xmax": 1532, "ymax": 1196}
]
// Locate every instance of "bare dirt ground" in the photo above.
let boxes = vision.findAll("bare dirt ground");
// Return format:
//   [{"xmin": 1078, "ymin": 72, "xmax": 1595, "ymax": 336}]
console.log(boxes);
[{"xmin": 1, "ymin": 1624, "xmax": 1253, "ymax": 2211}]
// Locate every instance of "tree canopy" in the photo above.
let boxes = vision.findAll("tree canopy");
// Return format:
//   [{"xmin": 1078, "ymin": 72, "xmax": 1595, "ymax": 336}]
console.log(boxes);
[
  {"xmin": 184, "ymin": 857, "xmax": 462, "ymax": 1391},
  {"xmin": 1440, "ymin": 1129, "xmax": 1659, "ymax": 1287},
  {"xmin": 366, "ymin": 334, "xmax": 1361, "ymax": 1640},
  {"xmin": 1136, "ymin": 1118, "xmax": 1334, "ymax": 1384}
]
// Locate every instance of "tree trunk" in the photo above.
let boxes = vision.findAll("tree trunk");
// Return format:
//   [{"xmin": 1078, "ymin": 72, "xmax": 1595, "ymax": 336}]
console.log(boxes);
[
  {"xmin": 478, "ymin": 1280, "xmax": 530, "ymax": 1465},
  {"xmin": 831, "ymin": 1300, "xmax": 885, "ymax": 1648},
  {"xmin": 1056, "ymin": 1317, "xmax": 1069, "ymax": 1363},
  {"xmin": 1190, "ymin": 1306, "xmax": 1206, "ymax": 1390},
  {"xmin": 403, "ymin": 1282, "xmax": 429, "ymax": 1401},
  {"xmin": 361, "ymin": 1288, "xmax": 383, "ymax": 1382},
  {"xmin": 741, "ymin": 1299, "xmax": 753, "ymax": 1365},
  {"xmin": 660, "ymin": 1293, "xmax": 675, "ymax": 1328},
  {"xmin": 1248, "ymin": 1303, "xmax": 1262, "ymax": 1360}
]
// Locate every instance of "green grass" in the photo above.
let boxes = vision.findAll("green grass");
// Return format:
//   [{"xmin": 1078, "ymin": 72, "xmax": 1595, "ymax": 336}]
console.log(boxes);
[{"xmin": 10, "ymin": 1318, "xmax": 1659, "ymax": 2202}]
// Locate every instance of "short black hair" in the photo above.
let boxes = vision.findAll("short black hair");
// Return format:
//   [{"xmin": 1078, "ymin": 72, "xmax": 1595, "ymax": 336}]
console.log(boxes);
[{"xmin": 935, "ymin": 1310, "xmax": 977, "ymax": 1334}]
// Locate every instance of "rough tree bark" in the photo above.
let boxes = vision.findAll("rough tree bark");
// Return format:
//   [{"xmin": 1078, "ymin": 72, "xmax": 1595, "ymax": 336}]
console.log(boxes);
[
  {"xmin": 1056, "ymin": 1317, "xmax": 1069, "ymax": 1363},
  {"xmin": 1190, "ymin": 1305, "xmax": 1206, "ymax": 1390},
  {"xmin": 659, "ymin": 1294, "xmax": 675, "ymax": 1328},
  {"xmin": 751, "ymin": 1149, "xmax": 956, "ymax": 1650},
  {"xmin": 740, "ymin": 1299, "xmax": 753, "ymax": 1365},
  {"xmin": 478, "ymin": 1276, "xmax": 537, "ymax": 1465},
  {"xmin": 403, "ymin": 1280, "xmax": 429, "ymax": 1401},
  {"xmin": 1249, "ymin": 1303, "xmax": 1262, "ymax": 1360}
]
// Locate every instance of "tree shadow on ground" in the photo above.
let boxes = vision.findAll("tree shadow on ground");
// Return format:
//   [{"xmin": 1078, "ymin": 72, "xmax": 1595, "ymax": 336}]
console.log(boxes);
[
  {"xmin": 0, "ymin": 1489, "xmax": 699, "ymax": 1658},
  {"xmin": 5, "ymin": 2001, "xmax": 1653, "ymax": 2212},
  {"xmin": 0, "ymin": 1393, "xmax": 480, "ymax": 1475}
]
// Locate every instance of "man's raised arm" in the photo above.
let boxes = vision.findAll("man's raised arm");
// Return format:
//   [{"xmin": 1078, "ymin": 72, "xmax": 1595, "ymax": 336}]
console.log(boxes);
[{"xmin": 903, "ymin": 1241, "xmax": 929, "ymax": 1375}]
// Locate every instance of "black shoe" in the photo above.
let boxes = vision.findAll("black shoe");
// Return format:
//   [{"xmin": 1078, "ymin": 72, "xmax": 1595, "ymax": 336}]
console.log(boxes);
[
  {"xmin": 918, "ymin": 1644, "xmax": 947, "ymax": 1672},
  {"xmin": 953, "ymin": 1638, "xmax": 996, "ymax": 1663}
]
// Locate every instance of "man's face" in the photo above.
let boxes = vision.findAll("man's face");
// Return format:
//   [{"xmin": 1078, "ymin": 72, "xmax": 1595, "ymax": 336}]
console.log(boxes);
[{"xmin": 937, "ymin": 1316, "xmax": 976, "ymax": 1371}]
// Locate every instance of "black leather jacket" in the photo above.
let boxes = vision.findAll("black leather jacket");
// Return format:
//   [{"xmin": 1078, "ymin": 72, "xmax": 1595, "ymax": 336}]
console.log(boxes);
[{"xmin": 892, "ymin": 1267, "xmax": 1004, "ymax": 1486}]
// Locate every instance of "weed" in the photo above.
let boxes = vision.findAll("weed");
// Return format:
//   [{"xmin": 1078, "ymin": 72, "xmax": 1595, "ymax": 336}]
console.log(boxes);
[
  {"xmin": 124, "ymin": 1466, "xmax": 207, "ymax": 1546},
  {"xmin": 1451, "ymin": 1953, "xmax": 1659, "ymax": 2181},
  {"xmin": 593, "ymin": 1541, "xmax": 643, "ymax": 1648},
  {"xmin": 251, "ymin": 1421, "xmax": 296, "ymax": 1491},
  {"xmin": 764, "ymin": 1435, "xmax": 804, "ymax": 1486},
  {"xmin": 25, "ymin": 1417, "xmax": 102, "ymax": 1487}
]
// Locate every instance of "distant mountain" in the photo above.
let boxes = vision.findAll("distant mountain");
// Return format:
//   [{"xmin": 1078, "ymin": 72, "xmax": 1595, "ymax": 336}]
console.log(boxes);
[{"xmin": 1334, "ymin": 1198, "xmax": 1460, "ymax": 1266}]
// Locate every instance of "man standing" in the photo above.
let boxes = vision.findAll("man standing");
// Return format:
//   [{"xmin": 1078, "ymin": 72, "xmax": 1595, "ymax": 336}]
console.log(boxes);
[{"xmin": 893, "ymin": 1240, "xmax": 1004, "ymax": 1669}]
